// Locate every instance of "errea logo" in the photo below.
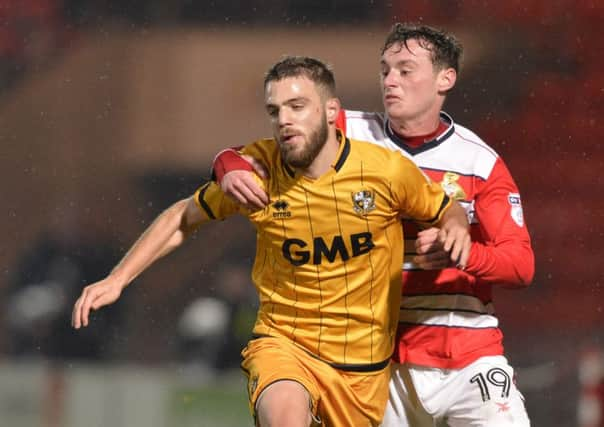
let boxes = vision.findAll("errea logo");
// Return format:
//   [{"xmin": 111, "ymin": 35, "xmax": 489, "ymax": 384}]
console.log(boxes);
[{"xmin": 272, "ymin": 200, "xmax": 291, "ymax": 218}]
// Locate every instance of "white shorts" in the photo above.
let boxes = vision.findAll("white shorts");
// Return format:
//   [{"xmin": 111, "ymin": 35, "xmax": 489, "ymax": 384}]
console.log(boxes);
[{"xmin": 381, "ymin": 356, "xmax": 530, "ymax": 427}]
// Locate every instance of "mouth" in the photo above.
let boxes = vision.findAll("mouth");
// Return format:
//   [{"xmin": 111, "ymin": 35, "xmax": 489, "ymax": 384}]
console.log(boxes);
[
  {"xmin": 280, "ymin": 131, "xmax": 303, "ymax": 144},
  {"xmin": 384, "ymin": 94, "xmax": 401, "ymax": 103}
]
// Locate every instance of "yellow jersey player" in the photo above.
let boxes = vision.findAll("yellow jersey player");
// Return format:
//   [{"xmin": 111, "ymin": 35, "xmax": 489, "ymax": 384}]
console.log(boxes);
[{"xmin": 72, "ymin": 56, "xmax": 471, "ymax": 427}]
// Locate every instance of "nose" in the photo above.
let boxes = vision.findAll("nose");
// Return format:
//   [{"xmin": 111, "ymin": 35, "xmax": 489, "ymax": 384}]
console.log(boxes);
[
  {"xmin": 382, "ymin": 69, "xmax": 397, "ymax": 88},
  {"xmin": 278, "ymin": 108, "xmax": 292, "ymax": 128}
]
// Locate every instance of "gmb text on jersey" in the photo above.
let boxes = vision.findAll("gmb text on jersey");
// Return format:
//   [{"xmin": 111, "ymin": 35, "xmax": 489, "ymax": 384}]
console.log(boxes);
[{"xmin": 282, "ymin": 232, "xmax": 375, "ymax": 266}]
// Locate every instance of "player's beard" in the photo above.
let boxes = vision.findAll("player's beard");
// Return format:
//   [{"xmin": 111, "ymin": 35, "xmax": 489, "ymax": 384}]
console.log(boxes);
[{"xmin": 280, "ymin": 115, "xmax": 329, "ymax": 169}]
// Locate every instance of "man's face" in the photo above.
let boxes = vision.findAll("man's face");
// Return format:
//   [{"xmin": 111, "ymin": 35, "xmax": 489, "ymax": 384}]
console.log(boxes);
[
  {"xmin": 265, "ymin": 76, "xmax": 329, "ymax": 169},
  {"xmin": 380, "ymin": 39, "xmax": 445, "ymax": 123}
]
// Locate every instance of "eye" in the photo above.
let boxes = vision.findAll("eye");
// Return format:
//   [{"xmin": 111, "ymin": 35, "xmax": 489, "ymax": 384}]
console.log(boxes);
[
  {"xmin": 266, "ymin": 106, "xmax": 278, "ymax": 117},
  {"xmin": 292, "ymin": 104, "xmax": 304, "ymax": 110}
]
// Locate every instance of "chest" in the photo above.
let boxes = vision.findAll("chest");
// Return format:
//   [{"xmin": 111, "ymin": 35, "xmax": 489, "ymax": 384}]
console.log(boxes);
[{"xmin": 250, "ymin": 173, "xmax": 400, "ymax": 257}]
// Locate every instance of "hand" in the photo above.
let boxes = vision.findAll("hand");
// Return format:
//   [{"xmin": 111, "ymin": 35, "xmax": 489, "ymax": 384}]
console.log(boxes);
[
  {"xmin": 72, "ymin": 277, "xmax": 124, "ymax": 329},
  {"xmin": 438, "ymin": 222, "xmax": 472, "ymax": 270},
  {"xmin": 413, "ymin": 227, "xmax": 452, "ymax": 270},
  {"xmin": 221, "ymin": 155, "xmax": 269, "ymax": 210}
]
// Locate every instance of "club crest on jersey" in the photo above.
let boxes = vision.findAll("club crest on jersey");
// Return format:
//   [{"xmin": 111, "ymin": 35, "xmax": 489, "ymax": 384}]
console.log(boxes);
[
  {"xmin": 351, "ymin": 190, "xmax": 376, "ymax": 216},
  {"xmin": 272, "ymin": 199, "xmax": 291, "ymax": 218},
  {"xmin": 508, "ymin": 193, "xmax": 524, "ymax": 227},
  {"xmin": 440, "ymin": 172, "xmax": 466, "ymax": 200}
]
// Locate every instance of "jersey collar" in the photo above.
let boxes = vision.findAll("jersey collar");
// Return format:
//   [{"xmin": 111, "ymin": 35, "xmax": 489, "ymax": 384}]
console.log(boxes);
[
  {"xmin": 333, "ymin": 129, "xmax": 351, "ymax": 172},
  {"xmin": 282, "ymin": 129, "xmax": 351, "ymax": 178},
  {"xmin": 385, "ymin": 111, "xmax": 455, "ymax": 155}
]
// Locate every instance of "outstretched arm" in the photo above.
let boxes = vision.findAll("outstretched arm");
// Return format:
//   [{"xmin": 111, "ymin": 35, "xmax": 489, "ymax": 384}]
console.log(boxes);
[{"xmin": 72, "ymin": 196, "xmax": 203, "ymax": 329}]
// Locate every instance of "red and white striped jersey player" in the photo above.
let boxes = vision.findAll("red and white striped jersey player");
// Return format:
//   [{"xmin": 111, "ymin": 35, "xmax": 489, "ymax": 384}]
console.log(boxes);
[{"xmin": 212, "ymin": 23, "xmax": 535, "ymax": 427}]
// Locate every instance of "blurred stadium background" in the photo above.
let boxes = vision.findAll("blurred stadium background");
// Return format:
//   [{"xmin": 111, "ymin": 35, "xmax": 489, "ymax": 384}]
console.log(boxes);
[{"xmin": 1, "ymin": 1, "xmax": 603, "ymax": 426}]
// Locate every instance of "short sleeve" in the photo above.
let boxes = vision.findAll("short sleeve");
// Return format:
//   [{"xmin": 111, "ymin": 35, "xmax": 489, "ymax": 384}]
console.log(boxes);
[{"xmin": 390, "ymin": 154, "xmax": 451, "ymax": 226}]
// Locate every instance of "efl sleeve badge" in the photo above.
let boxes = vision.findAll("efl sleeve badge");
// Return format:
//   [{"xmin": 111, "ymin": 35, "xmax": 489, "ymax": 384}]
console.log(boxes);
[{"xmin": 508, "ymin": 193, "xmax": 525, "ymax": 227}]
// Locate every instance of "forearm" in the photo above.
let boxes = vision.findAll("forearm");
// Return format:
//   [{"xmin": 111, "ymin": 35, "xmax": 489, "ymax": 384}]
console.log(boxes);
[
  {"xmin": 469, "ymin": 158, "xmax": 535, "ymax": 287},
  {"xmin": 437, "ymin": 200, "xmax": 468, "ymax": 231},
  {"xmin": 72, "ymin": 194, "xmax": 208, "ymax": 329},
  {"xmin": 211, "ymin": 146, "xmax": 250, "ymax": 182},
  {"xmin": 430, "ymin": 200, "xmax": 471, "ymax": 268},
  {"xmin": 466, "ymin": 239, "xmax": 534, "ymax": 287},
  {"xmin": 109, "ymin": 198, "xmax": 198, "ymax": 289}
]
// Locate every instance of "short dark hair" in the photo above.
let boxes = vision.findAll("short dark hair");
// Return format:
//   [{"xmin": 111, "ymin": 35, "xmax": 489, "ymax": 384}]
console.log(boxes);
[
  {"xmin": 382, "ymin": 23, "xmax": 463, "ymax": 73},
  {"xmin": 264, "ymin": 56, "xmax": 336, "ymax": 98}
]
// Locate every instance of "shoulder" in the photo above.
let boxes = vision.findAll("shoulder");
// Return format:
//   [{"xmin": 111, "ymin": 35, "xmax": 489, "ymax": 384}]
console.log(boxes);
[
  {"xmin": 443, "ymin": 121, "xmax": 501, "ymax": 179},
  {"xmin": 348, "ymin": 137, "xmax": 415, "ymax": 170},
  {"xmin": 342, "ymin": 109, "xmax": 391, "ymax": 146},
  {"xmin": 344, "ymin": 109, "xmax": 386, "ymax": 128},
  {"xmin": 348, "ymin": 136, "xmax": 389, "ymax": 153},
  {"xmin": 451, "ymin": 122, "xmax": 498, "ymax": 159}
]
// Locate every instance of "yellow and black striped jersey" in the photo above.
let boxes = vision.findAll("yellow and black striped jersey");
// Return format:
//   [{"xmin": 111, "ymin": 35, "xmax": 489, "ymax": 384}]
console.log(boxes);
[{"xmin": 194, "ymin": 131, "xmax": 450, "ymax": 370}]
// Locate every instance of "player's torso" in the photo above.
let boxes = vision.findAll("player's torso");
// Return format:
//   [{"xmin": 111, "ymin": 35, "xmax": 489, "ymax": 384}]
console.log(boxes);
[
  {"xmin": 344, "ymin": 110, "xmax": 503, "ymax": 367},
  {"xmin": 247, "ymin": 137, "xmax": 404, "ymax": 367},
  {"xmin": 343, "ymin": 110, "xmax": 496, "ymax": 290}
]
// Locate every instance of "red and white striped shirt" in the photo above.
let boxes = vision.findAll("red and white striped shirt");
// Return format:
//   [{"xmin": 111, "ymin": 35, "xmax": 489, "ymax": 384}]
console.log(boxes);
[{"xmin": 337, "ymin": 109, "xmax": 534, "ymax": 369}]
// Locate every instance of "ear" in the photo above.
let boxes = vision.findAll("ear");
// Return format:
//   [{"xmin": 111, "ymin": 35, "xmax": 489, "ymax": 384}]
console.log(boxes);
[
  {"xmin": 437, "ymin": 68, "xmax": 457, "ymax": 93},
  {"xmin": 325, "ymin": 97, "xmax": 341, "ymax": 125}
]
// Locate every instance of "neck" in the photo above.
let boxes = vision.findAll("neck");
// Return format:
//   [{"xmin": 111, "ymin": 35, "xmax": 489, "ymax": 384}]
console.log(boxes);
[
  {"xmin": 300, "ymin": 128, "xmax": 340, "ymax": 179},
  {"xmin": 388, "ymin": 97, "xmax": 445, "ymax": 138},
  {"xmin": 390, "ymin": 113, "xmax": 442, "ymax": 139}
]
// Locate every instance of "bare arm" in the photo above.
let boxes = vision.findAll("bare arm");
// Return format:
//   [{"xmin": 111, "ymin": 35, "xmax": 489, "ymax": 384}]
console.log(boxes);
[{"xmin": 72, "ymin": 196, "xmax": 204, "ymax": 328}]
